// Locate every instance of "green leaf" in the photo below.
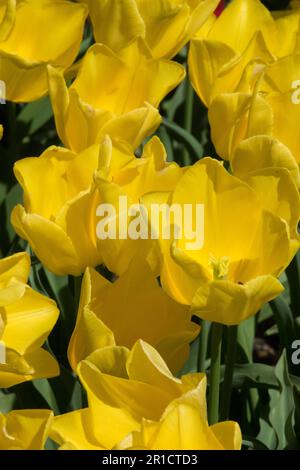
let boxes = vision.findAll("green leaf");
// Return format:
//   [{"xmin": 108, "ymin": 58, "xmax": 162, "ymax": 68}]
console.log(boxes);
[
  {"xmin": 237, "ymin": 317, "xmax": 255, "ymax": 363},
  {"xmin": 230, "ymin": 363, "xmax": 279, "ymax": 390},
  {"xmin": 0, "ymin": 183, "xmax": 23, "ymax": 255},
  {"xmin": 286, "ymin": 253, "xmax": 300, "ymax": 317},
  {"xmin": 162, "ymin": 81, "xmax": 186, "ymax": 121},
  {"xmin": 293, "ymin": 386, "xmax": 300, "ymax": 440},
  {"xmin": 0, "ymin": 390, "xmax": 16, "ymax": 413},
  {"xmin": 270, "ymin": 297, "xmax": 297, "ymax": 373},
  {"xmin": 162, "ymin": 118, "xmax": 204, "ymax": 160},
  {"xmin": 269, "ymin": 350, "xmax": 297, "ymax": 449},
  {"xmin": 33, "ymin": 379, "xmax": 60, "ymax": 415},
  {"xmin": 18, "ymin": 96, "xmax": 53, "ymax": 135},
  {"xmin": 179, "ymin": 337, "xmax": 199, "ymax": 375},
  {"xmin": 257, "ymin": 418, "xmax": 278, "ymax": 450}
]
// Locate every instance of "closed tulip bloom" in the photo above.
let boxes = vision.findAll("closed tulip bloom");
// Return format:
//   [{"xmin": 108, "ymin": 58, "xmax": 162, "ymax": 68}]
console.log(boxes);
[
  {"xmin": 189, "ymin": 0, "xmax": 300, "ymax": 106},
  {"xmin": 51, "ymin": 340, "xmax": 211, "ymax": 449},
  {"xmin": 231, "ymin": 136, "xmax": 300, "ymax": 260},
  {"xmin": 68, "ymin": 258, "xmax": 199, "ymax": 374},
  {"xmin": 0, "ymin": 409, "xmax": 53, "ymax": 450},
  {"xmin": 0, "ymin": 252, "xmax": 59, "ymax": 387},
  {"xmin": 209, "ymin": 54, "xmax": 300, "ymax": 163},
  {"xmin": 146, "ymin": 158, "xmax": 295, "ymax": 325},
  {"xmin": 0, "ymin": 0, "xmax": 87, "ymax": 102},
  {"xmin": 84, "ymin": 0, "xmax": 219, "ymax": 59},
  {"xmin": 48, "ymin": 39, "xmax": 185, "ymax": 153}
]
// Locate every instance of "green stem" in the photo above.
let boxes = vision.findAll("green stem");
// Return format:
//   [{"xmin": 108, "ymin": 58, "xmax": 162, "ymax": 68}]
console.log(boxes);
[
  {"xmin": 197, "ymin": 320, "xmax": 211, "ymax": 372},
  {"xmin": 183, "ymin": 78, "xmax": 194, "ymax": 165},
  {"xmin": 220, "ymin": 325, "xmax": 238, "ymax": 421},
  {"xmin": 208, "ymin": 323, "xmax": 223, "ymax": 425}
]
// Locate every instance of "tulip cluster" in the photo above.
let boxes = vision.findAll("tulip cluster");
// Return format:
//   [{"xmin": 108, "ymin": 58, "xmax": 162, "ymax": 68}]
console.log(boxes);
[{"xmin": 0, "ymin": 0, "xmax": 300, "ymax": 452}]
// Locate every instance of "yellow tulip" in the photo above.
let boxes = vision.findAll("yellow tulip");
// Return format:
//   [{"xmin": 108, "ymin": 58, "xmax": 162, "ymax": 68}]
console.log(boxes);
[
  {"xmin": 189, "ymin": 0, "xmax": 300, "ymax": 106},
  {"xmin": 51, "ymin": 340, "xmax": 214, "ymax": 449},
  {"xmin": 94, "ymin": 135, "xmax": 184, "ymax": 276},
  {"xmin": 11, "ymin": 134, "xmax": 183, "ymax": 276},
  {"xmin": 68, "ymin": 258, "xmax": 199, "ymax": 373},
  {"xmin": 48, "ymin": 39, "xmax": 185, "ymax": 152},
  {"xmin": 208, "ymin": 91, "xmax": 273, "ymax": 161},
  {"xmin": 84, "ymin": 0, "xmax": 219, "ymax": 59},
  {"xmin": 231, "ymin": 136, "xmax": 300, "ymax": 260},
  {"xmin": 209, "ymin": 54, "xmax": 300, "ymax": 164},
  {"xmin": 0, "ymin": 252, "xmax": 59, "ymax": 387},
  {"xmin": 0, "ymin": 0, "xmax": 87, "ymax": 102},
  {"xmin": 258, "ymin": 54, "xmax": 300, "ymax": 164},
  {"xmin": 0, "ymin": 409, "xmax": 53, "ymax": 450},
  {"xmin": 146, "ymin": 157, "xmax": 294, "ymax": 325},
  {"xmin": 117, "ymin": 379, "xmax": 241, "ymax": 450},
  {"xmin": 11, "ymin": 145, "xmax": 104, "ymax": 276}
]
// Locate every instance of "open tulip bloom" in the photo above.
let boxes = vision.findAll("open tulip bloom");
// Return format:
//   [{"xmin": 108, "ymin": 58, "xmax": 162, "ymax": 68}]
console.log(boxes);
[{"xmin": 0, "ymin": 0, "xmax": 300, "ymax": 455}]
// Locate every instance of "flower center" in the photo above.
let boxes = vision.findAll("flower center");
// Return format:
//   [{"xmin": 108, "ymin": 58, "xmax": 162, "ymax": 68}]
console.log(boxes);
[{"xmin": 209, "ymin": 255, "xmax": 230, "ymax": 280}]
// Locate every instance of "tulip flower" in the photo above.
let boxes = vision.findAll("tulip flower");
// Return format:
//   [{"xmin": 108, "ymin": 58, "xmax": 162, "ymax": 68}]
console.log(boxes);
[
  {"xmin": 51, "ymin": 340, "xmax": 224, "ymax": 450},
  {"xmin": 145, "ymin": 157, "xmax": 295, "ymax": 325},
  {"xmin": 231, "ymin": 136, "xmax": 300, "ymax": 259},
  {"xmin": 11, "ymin": 134, "xmax": 183, "ymax": 276},
  {"xmin": 94, "ymin": 135, "xmax": 184, "ymax": 276},
  {"xmin": 189, "ymin": 0, "xmax": 300, "ymax": 106},
  {"xmin": 84, "ymin": 0, "xmax": 219, "ymax": 59},
  {"xmin": 0, "ymin": 252, "xmax": 59, "ymax": 387},
  {"xmin": 0, "ymin": 0, "xmax": 87, "ymax": 102},
  {"xmin": 209, "ymin": 54, "xmax": 300, "ymax": 164},
  {"xmin": 0, "ymin": 409, "xmax": 53, "ymax": 450},
  {"xmin": 68, "ymin": 258, "xmax": 199, "ymax": 374},
  {"xmin": 117, "ymin": 378, "xmax": 241, "ymax": 450},
  {"xmin": 10, "ymin": 141, "xmax": 133, "ymax": 276},
  {"xmin": 48, "ymin": 39, "xmax": 185, "ymax": 153}
]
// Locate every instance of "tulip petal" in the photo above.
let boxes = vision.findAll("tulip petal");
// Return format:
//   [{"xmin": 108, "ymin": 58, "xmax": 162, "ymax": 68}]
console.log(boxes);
[
  {"xmin": 191, "ymin": 275, "xmax": 284, "ymax": 325},
  {"xmin": 88, "ymin": 0, "xmax": 145, "ymax": 51},
  {"xmin": 11, "ymin": 205, "xmax": 81, "ymax": 276},
  {"xmin": 50, "ymin": 409, "xmax": 101, "ymax": 450},
  {"xmin": 0, "ymin": 410, "xmax": 53, "ymax": 450}
]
